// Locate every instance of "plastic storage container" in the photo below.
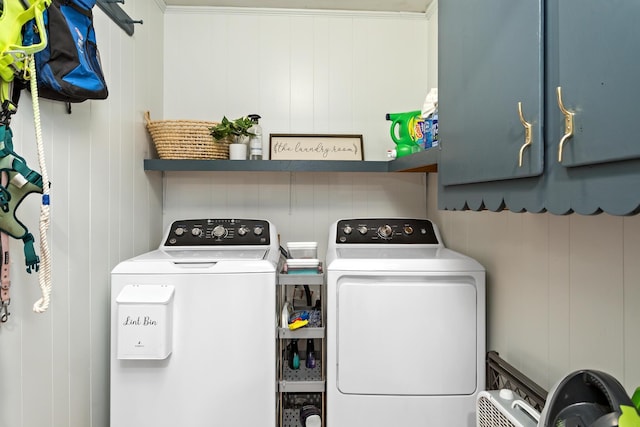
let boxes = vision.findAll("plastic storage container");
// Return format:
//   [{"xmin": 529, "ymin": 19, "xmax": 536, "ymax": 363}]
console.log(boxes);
[
  {"xmin": 287, "ymin": 242, "xmax": 318, "ymax": 259},
  {"xmin": 116, "ymin": 284, "xmax": 175, "ymax": 360}
]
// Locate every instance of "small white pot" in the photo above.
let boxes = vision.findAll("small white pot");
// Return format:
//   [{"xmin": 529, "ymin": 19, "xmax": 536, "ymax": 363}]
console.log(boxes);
[{"xmin": 229, "ymin": 143, "xmax": 247, "ymax": 160}]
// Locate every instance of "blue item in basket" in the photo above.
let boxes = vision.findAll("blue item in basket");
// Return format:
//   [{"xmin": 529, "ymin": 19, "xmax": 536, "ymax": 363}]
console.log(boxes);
[
  {"xmin": 308, "ymin": 310, "xmax": 322, "ymax": 327},
  {"xmin": 424, "ymin": 109, "xmax": 439, "ymax": 149},
  {"xmin": 289, "ymin": 311, "xmax": 310, "ymax": 323}
]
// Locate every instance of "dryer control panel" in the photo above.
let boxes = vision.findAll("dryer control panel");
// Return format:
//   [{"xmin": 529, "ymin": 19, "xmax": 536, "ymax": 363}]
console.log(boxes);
[
  {"xmin": 335, "ymin": 218, "xmax": 439, "ymax": 244},
  {"xmin": 163, "ymin": 219, "xmax": 271, "ymax": 246}
]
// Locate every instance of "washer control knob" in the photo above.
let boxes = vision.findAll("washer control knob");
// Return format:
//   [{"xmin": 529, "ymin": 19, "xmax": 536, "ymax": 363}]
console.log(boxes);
[
  {"xmin": 253, "ymin": 226, "xmax": 264, "ymax": 236},
  {"xmin": 191, "ymin": 227, "xmax": 202, "ymax": 237},
  {"xmin": 357, "ymin": 226, "xmax": 368, "ymax": 235},
  {"xmin": 343, "ymin": 225, "xmax": 353, "ymax": 235},
  {"xmin": 174, "ymin": 227, "xmax": 185, "ymax": 236},
  {"xmin": 237, "ymin": 226, "xmax": 249, "ymax": 236},
  {"xmin": 212, "ymin": 225, "xmax": 226, "ymax": 238},
  {"xmin": 403, "ymin": 226, "xmax": 414, "ymax": 235},
  {"xmin": 377, "ymin": 225, "xmax": 393, "ymax": 238}
]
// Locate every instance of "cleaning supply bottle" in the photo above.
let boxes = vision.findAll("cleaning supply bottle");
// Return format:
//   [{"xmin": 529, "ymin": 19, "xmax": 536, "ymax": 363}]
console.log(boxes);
[
  {"xmin": 632, "ymin": 387, "xmax": 640, "ymax": 411},
  {"xmin": 248, "ymin": 114, "xmax": 262, "ymax": 160},
  {"xmin": 431, "ymin": 106, "xmax": 439, "ymax": 148},
  {"xmin": 288, "ymin": 339, "xmax": 300, "ymax": 369},
  {"xmin": 305, "ymin": 339, "xmax": 316, "ymax": 369},
  {"xmin": 424, "ymin": 106, "xmax": 439, "ymax": 149},
  {"xmin": 385, "ymin": 110, "xmax": 424, "ymax": 158},
  {"xmin": 422, "ymin": 88, "xmax": 439, "ymax": 149}
]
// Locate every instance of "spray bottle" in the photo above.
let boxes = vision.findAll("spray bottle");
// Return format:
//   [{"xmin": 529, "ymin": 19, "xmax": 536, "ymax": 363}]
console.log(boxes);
[
  {"xmin": 248, "ymin": 114, "xmax": 262, "ymax": 160},
  {"xmin": 385, "ymin": 110, "xmax": 424, "ymax": 158}
]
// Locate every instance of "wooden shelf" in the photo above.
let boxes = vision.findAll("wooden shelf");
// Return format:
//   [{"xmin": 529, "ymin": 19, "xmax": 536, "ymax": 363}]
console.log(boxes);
[{"xmin": 144, "ymin": 148, "xmax": 439, "ymax": 173}]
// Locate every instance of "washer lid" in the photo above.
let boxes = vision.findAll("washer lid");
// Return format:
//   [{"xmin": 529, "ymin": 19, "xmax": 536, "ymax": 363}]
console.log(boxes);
[
  {"xmin": 335, "ymin": 247, "xmax": 441, "ymax": 259},
  {"xmin": 134, "ymin": 248, "xmax": 270, "ymax": 262}
]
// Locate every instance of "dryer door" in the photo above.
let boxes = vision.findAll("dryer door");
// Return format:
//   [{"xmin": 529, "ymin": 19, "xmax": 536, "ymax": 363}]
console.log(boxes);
[{"xmin": 336, "ymin": 275, "xmax": 478, "ymax": 396}]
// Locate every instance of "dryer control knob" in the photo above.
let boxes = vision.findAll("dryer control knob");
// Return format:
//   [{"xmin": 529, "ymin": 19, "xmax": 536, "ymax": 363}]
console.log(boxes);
[
  {"xmin": 357, "ymin": 226, "xmax": 368, "ymax": 235},
  {"xmin": 191, "ymin": 227, "xmax": 202, "ymax": 237},
  {"xmin": 212, "ymin": 225, "xmax": 226, "ymax": 238},
  {"xmin": 237, "ymin": 226, "xmax": 249, "ymax": 236},
  {"xmin": 174, "ymin": 227, "xmax": 185, "ymax": 236},
  {"xmin": 343, "ymin": 225, "xmax": 353, "ymax": 235},
  {"xmin": 253, "ymin": 226, "xmax": 264, "ymax": 236},
  {"xmin": 403, "ymin": 226, "xmax": 414, "ymax": 235},
  {"xmin": 377, "ymin": 225, "xmax": 393, "ymax": 239}
]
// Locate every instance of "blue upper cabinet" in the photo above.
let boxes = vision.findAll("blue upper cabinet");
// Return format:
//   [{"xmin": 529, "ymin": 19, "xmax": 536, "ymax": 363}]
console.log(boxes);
[
  {"xmin": 551, "ymin": 0, "xmax": 640, "ymax": 167},
  {"xmin": 438, "ymin": 0, "xmax": 544, "ymax": 187},
  {"xmin": 438, "ymin": 0, "xmax": 640, "ymax": 215},
  {"xmin": 544, "ymin": 0, "xmax": 640, "ymax": 215}
]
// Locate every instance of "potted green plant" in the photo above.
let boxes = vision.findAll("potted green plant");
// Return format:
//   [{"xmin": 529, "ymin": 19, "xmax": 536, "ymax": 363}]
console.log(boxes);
[
  {"xmin": 209, "ymin": 116, "xmax": 255, "ymax": 142},
  {"xmin": 209, "ymin": 116, "xmax": 256, "ymax": 160}
]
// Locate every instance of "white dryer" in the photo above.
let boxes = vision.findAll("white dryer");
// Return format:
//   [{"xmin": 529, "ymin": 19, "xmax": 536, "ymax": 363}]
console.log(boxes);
[
  {"xmin": 326, "ymin": 218, "xmax": 485, "ymax": 427},
  {"xmin": 110, "ymin": 219, "xmax": 279, "ymax": 427}
]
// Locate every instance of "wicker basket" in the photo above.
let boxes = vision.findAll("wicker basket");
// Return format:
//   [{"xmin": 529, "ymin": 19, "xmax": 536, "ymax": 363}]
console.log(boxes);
[{"xmin": 144, "ymin": 111, "xmax": 230, "ymax": 160}]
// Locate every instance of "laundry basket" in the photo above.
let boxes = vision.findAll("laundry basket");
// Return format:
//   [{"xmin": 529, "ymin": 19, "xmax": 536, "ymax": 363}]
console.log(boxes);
[{"xmin": 144, "ymin": 111, "xmax": 230, "ymax": 160}]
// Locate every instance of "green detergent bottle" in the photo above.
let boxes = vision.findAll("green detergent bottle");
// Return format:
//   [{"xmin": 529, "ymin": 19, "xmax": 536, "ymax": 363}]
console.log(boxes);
[
  {"xmin": 632, "ymin": 387, "xmax": 640, "ymax": 411},
  {"xmin": 385, "ymin": 110, "xmax": 424, "ymax": 158}
]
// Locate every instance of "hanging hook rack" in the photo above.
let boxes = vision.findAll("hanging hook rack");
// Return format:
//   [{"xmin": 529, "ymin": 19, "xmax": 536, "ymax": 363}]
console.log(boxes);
[{"xmin": 96, "ymin": 0, "xmax": 142, "ymax": 36}]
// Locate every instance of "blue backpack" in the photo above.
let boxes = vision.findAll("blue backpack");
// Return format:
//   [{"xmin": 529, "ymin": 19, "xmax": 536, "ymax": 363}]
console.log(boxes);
[{"xmin": 33, "ymin": 0, "xmax": 108, "ymax": 103}]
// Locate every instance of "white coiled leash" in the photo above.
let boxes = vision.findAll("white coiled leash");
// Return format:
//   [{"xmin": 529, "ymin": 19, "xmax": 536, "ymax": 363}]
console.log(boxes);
[{"xmin": 27, "ymin": 55, "xmax": 51, "ymax": 313}]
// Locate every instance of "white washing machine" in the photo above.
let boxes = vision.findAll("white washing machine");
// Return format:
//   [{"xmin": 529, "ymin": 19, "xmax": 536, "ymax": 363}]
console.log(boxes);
[
  {"xmin": 110, "ymin": 219, "xmax": 279, "ymax": 427},
  {"xmin": 326, "ymin": 218, "xmax": 485, "ymax": 427}
]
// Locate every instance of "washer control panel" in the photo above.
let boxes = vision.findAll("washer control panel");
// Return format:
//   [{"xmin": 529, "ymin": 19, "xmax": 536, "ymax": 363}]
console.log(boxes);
[
  {"xmin": 163, "ymin": 219, "xmax": 270, "ymax": 246},
  {"xmin": 336, "ymin": 218, "xmax": 439, "ymax": 244}
]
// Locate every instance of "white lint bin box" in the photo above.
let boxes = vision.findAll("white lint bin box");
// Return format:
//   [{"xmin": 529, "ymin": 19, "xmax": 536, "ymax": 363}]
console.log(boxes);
[{"xmin": 116, "ymin": 284, "xmax": 175, "ymax": 360}]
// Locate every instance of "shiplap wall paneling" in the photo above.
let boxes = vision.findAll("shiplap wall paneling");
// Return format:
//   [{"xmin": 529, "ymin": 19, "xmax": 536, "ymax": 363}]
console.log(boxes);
[
  {"xmin": 0, "ymin": 1, "xmax": 164, "ymax": 427},
  {"xmin": 623, "ymin": 217, "xmax": 640, "ymax": 389},
  {"xmin": 162, "ymin": 171, "xmax": 427, "ymax": 261},
  {"xmin": 164, "ymin": 8, "xmax": 430, "ymax": 161},
  {"xmin": 427, "ymin": 174, "xmax": 640, "ymax": 393},
  {"xmin": 568, "ymin": 215, "xmax": 625, "ymax": 376},
  {"xmin": 547, "ymin": 215, "xmax": 571, "ymax": 386}
]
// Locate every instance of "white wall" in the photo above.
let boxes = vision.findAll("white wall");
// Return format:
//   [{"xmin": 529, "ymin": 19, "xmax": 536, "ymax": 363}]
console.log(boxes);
[
  {"xmin": 163, "ymin": 6, "xmax": 431, "ymax": 161},
  {"xmin": 427, "ymin": 174, "xmax": 640, "ymax": 395},
  {"xmin": 0, "ymin": 1, "xmax": 164, "ymax": 426},
  {"xmin": 162, "ymin": 7, "xmax": 434, "ymax": 256},
  {"xmin": 161, "ymin": 170, "xmax": 428, "ymax": 259}
]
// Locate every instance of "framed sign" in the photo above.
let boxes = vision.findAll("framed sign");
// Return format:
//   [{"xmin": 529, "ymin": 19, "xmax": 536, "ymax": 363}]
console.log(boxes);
[{"xmin": 269, "ymin": 134, "xmax": 364, "ymax": 161}]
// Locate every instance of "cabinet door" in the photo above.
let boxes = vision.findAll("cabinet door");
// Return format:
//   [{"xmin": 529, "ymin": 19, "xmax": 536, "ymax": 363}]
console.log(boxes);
[
  {"xmin": 438, "ymin": 0, "xmax": 544, "ymax": 186},
  {"xmin": 551, "ymin": 0, "xmax": 640, "ymax": 167},
  {"xmin": 544, "ymin": 0, "xmax": 640, "ymax": 215}
]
